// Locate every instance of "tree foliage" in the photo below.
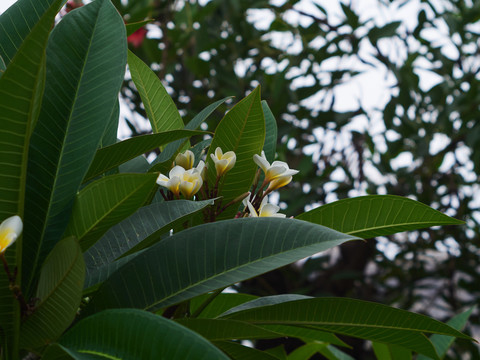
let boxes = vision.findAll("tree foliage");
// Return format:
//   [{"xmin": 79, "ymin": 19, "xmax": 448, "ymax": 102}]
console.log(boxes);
[{"xmin": 0, "ymin": 0, "xmax": 478, "ymax": 359}]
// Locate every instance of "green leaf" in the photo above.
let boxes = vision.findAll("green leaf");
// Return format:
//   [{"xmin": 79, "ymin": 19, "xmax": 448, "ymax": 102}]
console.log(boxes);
[
  {"xmin": 175, "ymin": 318, "xmax": 282, "ymax": 340},
  {"xmin": 296, "ymin": 195, "xmax": 464, "ymax": 238},
  {"xmin": 45, "ymin": 309, "xmax": 229, "ymax": 360},
  {"xmin": 222, "ymin": 298, "xmax": 473, "ymax": 359},
  {"xmin": 127, "ymin": 49, "xmax": 184, "ymax": 134},
  {"xmin": 368, "ymin": 21, "xmax": 402, "ymax": 45},
  {"xmin": 220, "ymin": 294, "xmax": 312, "ymax": 317},
  {"xmin": 261, "ymin": 100, "xmax": 278, "ymax": 163},
  {"xmin": 0, "ymin": 0, "xmax": 62, "ymax": 66},
  {"xmin": 83, "ymin": 199, "xmax": 215, "ymax": 289},
  {"xmin": 213, "ymin": 341, "xmax": 281, "ymax": 360},
  {"xmin": 84, "ymin": 130, "xmax": 206, "ymax": 182},
  {"xmin": 125, "ymin": 19, "xmax": 153, "ymax": 36},
  {"xmin": 417, "ymin": 307, "xmax": 475, "ymax": 360},
  {"xmin": 65, "ymin": 173, "xmax": 158, "ymax": 252},
  {"xmin": 206, "ymin": 86, "xmax": 265, "ymax": 219},
  {"xmin": 20, "ymin": 237, "xmax": 85, "ymax": 351},
  {"xmin": 0, "ymin": 0, "xmax": 63, "ymax": 354},
  {"xmin": 372, "ymin": 342, "xmax": 412, "ymax": 360},
  {"xmin": 287, "ymin": 342, "xmax": 329, "ymax": 360},
  {"xmin": 82, "ymin": 218, "xmax": 357, "ymax": 315},
  {"xmin": 190, "ymin": 293, "xmax": 258, "ymax": 319},
  {"xmin": 22, "ymin": 0, "xmax": 127, "ymax": 295}
]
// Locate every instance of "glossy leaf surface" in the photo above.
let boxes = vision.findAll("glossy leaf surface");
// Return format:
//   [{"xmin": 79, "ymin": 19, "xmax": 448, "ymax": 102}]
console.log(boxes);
[
  {"xmin": 83, "ymin": 218, "xmax": 357, "ymax": 315},
  {"xmin": 23, "ymin": 0, "xmax": 127, "ymax": 294},
  {"xmin": 222, "ymin": 298, "xmax": 472, "ymax": 359},
  {"xmin": 296, "ymin": 195, "xmax": 464, "ymax": 238},
  {"xmin": 83, "ymin": 199, "xmax": 215, "ymax": 289},
  {"xmin": 0, "ymin": 0, "xmax": 62, "ymax": 352},
  {"xmin": 128, "ymin": 49, "xmax": 184, "ymax": 133},
  {"xmin": 48, "ymin": 309, "xmax": 228, "ymax": 359}
]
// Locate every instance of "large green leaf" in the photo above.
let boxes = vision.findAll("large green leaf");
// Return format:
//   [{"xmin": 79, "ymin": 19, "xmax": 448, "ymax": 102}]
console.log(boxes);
[
  {"xmin": 83, "ymin": 199, "xmax": 215, "ymax": 289},
  {"xmin": 22, "ymin": 0, "xmax": 127, "ymax": 295},
  {"xmin": 0, "ymin": 0, "xmax": 62, "ymax": 66},
  {"xmin": 0, "ymin": 0, "xmax": 63, "ymax": 354},
  {"xmin": 296, "ymin": 195, "xmax": 464, "ymax": 238},
  {"xmin": 84, "ymin": 130, "xmax": 205, "ymax": 182},
  {"xmin": 127, "ymin": 49, "xmax": 184, "ymax": 133},
  {"xmin": 222, "ymin": 298, "xmax": 473, "ymax": 359},
  {"xmin": 65, "ymin": 173, "xmax": 158, "ymax": 252},
  {"xmin": 206, "ymin": 86, "xmax": 265, "ymax": 219},
  {"xmin": 82, "ymin": 218, "xmax": 357, "ymax": 315},
  {"xmin": 417, "ymin": 307, "xmax": 475, "ymax": 360},
  {"xmin": 44, "ymin": 309, "xmax": 229, "ymax": 360},
  {"xmin": 20, "ymin": 237, "xmax": 85, "ymax": 351}
]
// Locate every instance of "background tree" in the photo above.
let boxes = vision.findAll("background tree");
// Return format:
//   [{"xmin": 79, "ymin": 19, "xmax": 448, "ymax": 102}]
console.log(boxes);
[{"xmin": 112, "ymin": 0, "xmax": 480, "ymax": 357}]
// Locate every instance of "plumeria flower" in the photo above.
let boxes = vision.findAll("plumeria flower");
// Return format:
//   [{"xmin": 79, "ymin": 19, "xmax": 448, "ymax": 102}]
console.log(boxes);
[
  {"xmin": 179, "ymin": 168, "xmax": 203, "ymax": 199},
  {"xmin": 0, "ymin": 215, "xmax": 23, "ymax": 254},
  {"xmin": 157, "ymin": 166, "xmax": 184, "ymax": 196},
  {"xmin": 253, "ymin": 151, "xmax": 298, "ymax": 189},
  {"xmin": 156, "ymin": 166, "xmax": 203, "ymax": 199},
  {"xmin": 244, "ymin": 197, "xmax": 286, "ymax": 218},
  {"xmin": 196, "ymin": 160, "xmax": 207, "ymax": 181},
  {"xmin": 175, "ymin": 150, "xmax": 195, "ymax": 170},
  {"xmin": 210, "ymin": 147, "xmax": 236, "ymax": 177}
]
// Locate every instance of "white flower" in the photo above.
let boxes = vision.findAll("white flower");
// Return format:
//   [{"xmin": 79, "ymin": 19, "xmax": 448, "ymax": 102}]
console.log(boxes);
[
  {"xmin": 157, "ymin": 166, "xmax": 184, "ymax": 196},
  {"xmin": 0, "ymin": 215, "xmax": 23, "ymax": 253},
  {"xmin": 253, "ymin": 151, "xmax": 298, "ymax": 190},
  {"xmin": 175, "ymin": 150, "xmax": 195, "ymax": 170},
  {"xmin": 196, "ymin": 160, "xmax": 207, "ymax": 181},
  {"xmin": 210, "ymin": 147, "xmax": 236, "ymax": 177},
  {"xmin": 179, "ymin": 169, "xmax": 203, "ymax": 199},
  {"xmin": 245, "ymin": 197, "xmax": 286, "ymax": 218},
  {"xmin": 156, "ymin": 166, "xmax": 203, "ymax": 199}
]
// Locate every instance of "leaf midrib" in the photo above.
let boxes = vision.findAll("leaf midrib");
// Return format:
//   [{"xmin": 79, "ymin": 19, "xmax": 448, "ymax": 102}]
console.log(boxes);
[
  {"xmin": 28, "ymin": 1, "xmax": 104, "ymax": 292},
  {"xmin": 143, "ymin": 235, "xmax": 352, "ymax": 311}
]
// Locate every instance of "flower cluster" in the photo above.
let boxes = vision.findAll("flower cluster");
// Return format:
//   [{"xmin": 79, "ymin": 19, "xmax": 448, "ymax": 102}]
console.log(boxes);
[
  {"xmin": 156, "ymin": 150, "xmax": 205, "ymax": 199},
  {"xmin": 156, "ymin": 147, "xmax": 298, "ymax": 219},
  {"xmin": 156, "ymin": 147, "xmax": 236, "ymax": 200}
]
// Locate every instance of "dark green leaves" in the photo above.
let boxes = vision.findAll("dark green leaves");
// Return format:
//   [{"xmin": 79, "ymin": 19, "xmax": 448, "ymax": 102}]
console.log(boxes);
[
  {"xmin": 65, "ymin": 173, "xmax": 158, "ymax": 251},
  {"xmin": 44, "ymin": 309, "xmax": 228, "ymax": 360},
  {"xmin": 23, "ymin": 0, "xmax": 127, "ymax": 294},
  {"xmin": 222, "ymin": 297, "xmax": 472, "ymax": 359},
  {"xmin": 83, "ymin": 218, "xmax": 357, "ymax": 315},
  {"xmin": 296, "ymin": 195, "xmax": 464, "ymax": 238},
  {"xmin": 20, "ymin": 237, "xmax": 85, "ymax": 351}
]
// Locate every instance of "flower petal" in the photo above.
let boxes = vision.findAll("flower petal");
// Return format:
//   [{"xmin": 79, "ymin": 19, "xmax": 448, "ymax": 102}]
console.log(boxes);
[{"xmin": 0, "ymin": 215, "xmax": 22, "ymax": 253}]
